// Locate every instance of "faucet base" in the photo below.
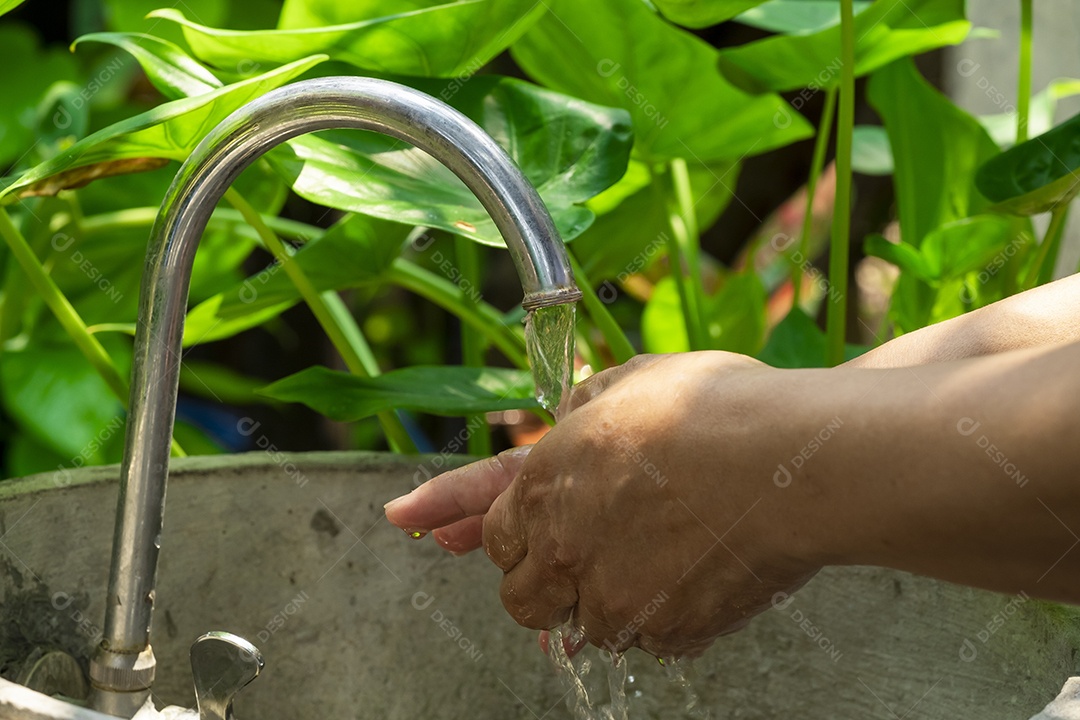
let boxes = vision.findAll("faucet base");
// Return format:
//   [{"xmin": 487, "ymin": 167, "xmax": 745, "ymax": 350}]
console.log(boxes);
[{"xmin": 89, "ymin": 646, "xmax": 155, "ymax": 718}]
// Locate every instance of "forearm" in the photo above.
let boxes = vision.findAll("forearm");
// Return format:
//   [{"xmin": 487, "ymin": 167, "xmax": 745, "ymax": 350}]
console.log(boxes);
[
  {"xmin": 801, "ymin": 342, "xmax": 1080, "ymax": 602},
  {"xmin": 846, "ymin": 273, "xmax": 1080, "ymax": 369}
]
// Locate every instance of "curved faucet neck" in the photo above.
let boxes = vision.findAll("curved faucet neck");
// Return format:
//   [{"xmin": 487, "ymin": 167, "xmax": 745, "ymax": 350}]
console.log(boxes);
[{"xmin": 90, "ymin": 76, "xmax": 580, "ymax": 716}]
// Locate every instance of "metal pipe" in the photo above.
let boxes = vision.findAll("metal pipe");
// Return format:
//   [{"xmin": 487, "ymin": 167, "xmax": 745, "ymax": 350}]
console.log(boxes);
[{"xmin": 89, "ymin": 76, "xmax": 581, "ymax": 716}]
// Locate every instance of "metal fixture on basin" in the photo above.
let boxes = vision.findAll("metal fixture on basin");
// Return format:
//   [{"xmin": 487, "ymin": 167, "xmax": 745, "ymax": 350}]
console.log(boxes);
[{"xmin": 88, "ymin": 76, "xmax": 582, "ymax": 717}]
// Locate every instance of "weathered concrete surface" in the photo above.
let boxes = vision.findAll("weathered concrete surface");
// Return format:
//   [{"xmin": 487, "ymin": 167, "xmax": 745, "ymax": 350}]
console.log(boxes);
[{"xmin": 0, "ymin": 451, "xmax": 1076, "ymax": 719}]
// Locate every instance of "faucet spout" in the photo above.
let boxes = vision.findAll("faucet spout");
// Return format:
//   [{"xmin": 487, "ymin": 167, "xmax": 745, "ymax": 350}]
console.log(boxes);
[{"xmin": 89, "ymin": 76, "xmax": 581, "ymax": 716}]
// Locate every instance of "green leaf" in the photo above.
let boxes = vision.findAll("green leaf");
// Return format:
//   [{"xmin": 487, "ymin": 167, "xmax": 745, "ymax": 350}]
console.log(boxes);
[
  {"xmin": 266, "ymin": 76, "xmax": 632, "ymax": 246},
  {"xmin": 73, "ymin": 33, "xmax": 223, "ymax": 100},
  {"xmin": 757, "ymin": 308, "xmax": 864, "ymax": 368},
  {"xmin": 976, "ymin": 110, "xmax": 1080, "ymax": 216},
  {"xmin": 651, "ymin": 0, "xmax": 767, "ymax": 29},
  {"xmin": 512, "ymin": 0, "xmax": 812, "ymax": 163},
  {"xmin": 0, "ymin": 54, "xmax": 327, "ymax": 202},
  {"xmin": 920, "ymin": 215, "xmax": 1021, "ymax": 281},
  {"xmin": 868, "ymin": 59, "xmax": 999, "ymax": 247},
  {"xmin": 735, "ymin": 0, "xmax": 873, "ymax": 34},
  {"xmin": 151, "ymin": 2, "xmax": 545, "ymax": 78},
  {"xmin": 641, "ymin": 271, "xmax": 766, "ymax": 354},
  {"xmin": 851, "ymin": 126, "xmax": 893, "ymax": 176},
  {"xmin": 574, "ymin": 160, "xmax": 738, "ymax": 280},
  {"xmin": 260, "ymin": 365, "xmax": 539, "ymax": 421},
  {"xmin": 0, "ymin": 341, "xmax": 128, "ymax": 461},
  {"xmin": 978, "ymin": 78, "xmax": 1080, "ymax": 149},
  {"xmin": 0, "ymin": 0, "xmax": 27, "ymax": 16},
  {"xmin": 717, "ymin": 0, "xmax": 970, "ymax": 94},
  {"xmin": 0, "ymin": 24, "xmax": 79, "ymax": 167},
  {"xmin": 864, "ymin": 234, "xmax": 930, "ymax": 281},
  {"xmin": 183, "ymin": 214, "xmax": 410, "ymax": 345}
]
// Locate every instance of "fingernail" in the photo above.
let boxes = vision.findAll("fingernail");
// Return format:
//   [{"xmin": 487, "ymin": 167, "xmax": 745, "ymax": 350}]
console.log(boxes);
[{"xmin": 383, "ymin": 496, "xmax": 407, "ymax": 513}]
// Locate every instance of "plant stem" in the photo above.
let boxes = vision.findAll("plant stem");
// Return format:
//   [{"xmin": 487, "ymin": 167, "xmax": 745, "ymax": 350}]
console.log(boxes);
[
  {"xmin": 454, "ymin": 236, "xmax": 491, "ymax": 456},
  {"xmin": 224, "ymin": 189, "xmax": 417, "ymax": 455},
  {"xmin": 794, "ymin": 87, "xmax": 838, "ymax": 306},
  {"xmin": 669, "ymin": 158, "xmax": 710, "ymax": 349},
  {"xmin": 0, "ymin": 208, "xmax": 186, "ymax": 456},
  {"xmin": 651, "ymin": 168, "xmax": 704, "ymax": 351},
  {"xmin": 826, "ymin": 0, "xmax": 856, "ymax": 367},
  {"xmin": 387, "ymin": 259, "xmax": 529, "ymax": 369},
  {"xmin": 1017, "ymin": 0, "xmax": 1033, "ymax": 144},
  {"xmin": 567, "ymin": 251, "xmax": 636, "ymax": 364},
  {"xmin": 1030, "ymin": 203, "xmax": 1070, "ymax": 287}
]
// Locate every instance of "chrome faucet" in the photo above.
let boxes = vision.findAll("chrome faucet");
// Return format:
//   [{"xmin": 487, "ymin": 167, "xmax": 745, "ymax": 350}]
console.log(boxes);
[{"xmin": 88, "ymin": 76, "xmax": 582, "ymax": 717}]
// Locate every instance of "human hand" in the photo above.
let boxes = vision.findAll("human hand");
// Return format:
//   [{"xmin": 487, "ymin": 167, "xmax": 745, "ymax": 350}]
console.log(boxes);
[{"xmin": 387, "ymin": 352, "xmax": 827, "ymax": 658}]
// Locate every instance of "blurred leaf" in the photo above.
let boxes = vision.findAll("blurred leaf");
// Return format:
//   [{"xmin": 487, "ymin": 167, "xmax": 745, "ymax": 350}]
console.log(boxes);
[
  {"xmin": 103, "ymin": 0, "xmax": 228, "ymax": 48},
  {"xmin": 868, "ymin": 58, "xmax": 998, "ymax": 247},
  {"xmin": 757, "ymin": 308, "xmax": 865, "ymax": 368},
  {"xmin": 651, "ymin": 0, "xmax": 766, "ymax": 29},
  {"xmin": 717, "ymin": 0, "xmax": 969, "ymax": 93},
  {"xmin": 735, "ymin": 0, "xmax": 873, "ymax": 34},
  {"xmin": 864, "ymin": 234, "xmax": 930, "ymax": 281},
  {"xmin": 179, "ymin": 361, "xmax": 273, "ymax": 406},
  {"xmin": 851, "ymin": 126, "xmax": 893, "ymax": 176},
  {"xmin": 0, "ymin": 24, "xmax": 80, "ymax": 167},
  {"xmin": 74, "ymin": 33, "xmax": 223, "ymax": 100},
  {"xmin": 260, "ymin": 365, "xmax": 539, "ymax": 420},
  {"xmin": 267, "ymin": 76, "xmax": 632, "ymax": 246},
  {"xmin": 184, "ymin": 215, "xmax": 410, "ymax": 345},
  {"xmin": 0, "ymin": 341, "xmax": 128, "ymax": 461},
  {"xmin": 978, "ymin": 78, "xmax": 1080, "ymax": 149},
  {"xmin": 152, "ymin": 1, "xmax": 545, "ymax": 78},
  {"xmin": 512, "ymin": 0, "xmax": 812, "ymax": 163},
  {"xmin": 642, "ymin": 271, "xmax": 766, "ymax": 354},
  {"xmin": 575, "ymin": 160, "xmax": 737, "ymax": 280},
  {"xmin": 921, "ymin": 215, "xmax": 1020, "ymax": 281},
  {"xmin": 976, "ymin": 110, "xmax": 1080, "ymax": 216},
  {"xmin": 0, "ymin": 55, "xmax": 326, "ymax": 202}
]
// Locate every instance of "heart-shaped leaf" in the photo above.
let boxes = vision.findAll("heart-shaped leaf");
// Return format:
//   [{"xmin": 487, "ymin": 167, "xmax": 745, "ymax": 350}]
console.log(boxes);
[
  {"xmin": 868, "ymin": 59, "xmax": 999, "ymax": 247},
  {"xmin": 757, "ymin": 309, "xmax": 865, "ymax": 368},
  {"xmin": 0, "ymin": 54, "xmax": 326, "ymax": 202},
  {"xmin": 151, "ymin": 2, "xmax": 545, "ymax": 78},
  {"xmin": 265, "ymin": 76, "xmax": 633, "ymax": 246},
  {"xmin": 511, "ymin": 0, "xmax": 812, "ymax": 163},
  {"xmin": 717, "ymin": 0, "xmax": 969, "ymax": 94},
  {"xmin": 260, "ymin": 365, "xmax": 538, "ymax": 420},
  {"xmin": 976, "ymin": 110, "xmax": 1080, "ymax": 216}
]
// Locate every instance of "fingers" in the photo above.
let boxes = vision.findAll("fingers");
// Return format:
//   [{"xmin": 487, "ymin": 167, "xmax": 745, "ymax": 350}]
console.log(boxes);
[
  {"xmin": 432, "ymin": 515, "xmax": 484, "ymax": 555},
  {"xmin": 497, "ymin": 554, "xmax": 577, "ymax": 630},
  {"xmin": 385, "ymin": 445, "xmax": 532, "ymax": 531}
]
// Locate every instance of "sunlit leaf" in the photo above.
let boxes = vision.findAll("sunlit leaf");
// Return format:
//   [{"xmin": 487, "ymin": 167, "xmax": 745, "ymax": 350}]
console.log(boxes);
[
  {"xmin": 260, "ymin": 365, "xmax": 539, "ymax": 420},
  {"xmin": 266, "ymin": 76, "xmax": 633, "ymax": 246},
  {"xmin": 868, "ymin": 58, "xmax": 998, "ymax": 247},
  {"xmin": 651, "ymin": 0, "xmax": 766, "ymax": 29},
  {"xmin": 151, "ymin": 1, "xmax": 545, "ymax": 78},
  {"xmin": 74, "ymin": 33, "xmax": 222, "ymax": 100},
  {"xmin": 512, "ymin": 0, "xmax": 812, "ymax": 163},
  {"xmin": 717, "ymin": 0, "xmax": 969, "ymax": 93}
]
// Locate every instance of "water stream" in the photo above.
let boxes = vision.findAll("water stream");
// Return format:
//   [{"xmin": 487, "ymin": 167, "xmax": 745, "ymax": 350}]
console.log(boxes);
[{"xmin": 525, "ymin": 303, "xmax": 710, "ymax": 718}]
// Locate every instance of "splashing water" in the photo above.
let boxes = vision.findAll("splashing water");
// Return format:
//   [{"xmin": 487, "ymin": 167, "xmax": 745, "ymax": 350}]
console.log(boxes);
[{"xmin": 524, "ymin": 304, "xmax": 576, "ymax": 421}]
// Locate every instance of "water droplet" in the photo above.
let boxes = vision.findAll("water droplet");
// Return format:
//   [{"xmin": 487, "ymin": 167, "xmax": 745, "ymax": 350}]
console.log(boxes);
[{"xmin": 406, "ymin": 530, "xmax": 426, "ymax": 540}]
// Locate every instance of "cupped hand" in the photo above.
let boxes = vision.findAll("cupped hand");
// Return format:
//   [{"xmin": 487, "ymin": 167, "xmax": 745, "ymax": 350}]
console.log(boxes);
[{"xmin": 386, "ymin": 352, "xmax": 826, "ymax": 658}]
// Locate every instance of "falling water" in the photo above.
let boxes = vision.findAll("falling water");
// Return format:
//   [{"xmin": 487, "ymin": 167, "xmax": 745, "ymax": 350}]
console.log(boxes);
[{"xmin": 524, "ymin": 303, "xmax": 576, "ymax": 421}]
